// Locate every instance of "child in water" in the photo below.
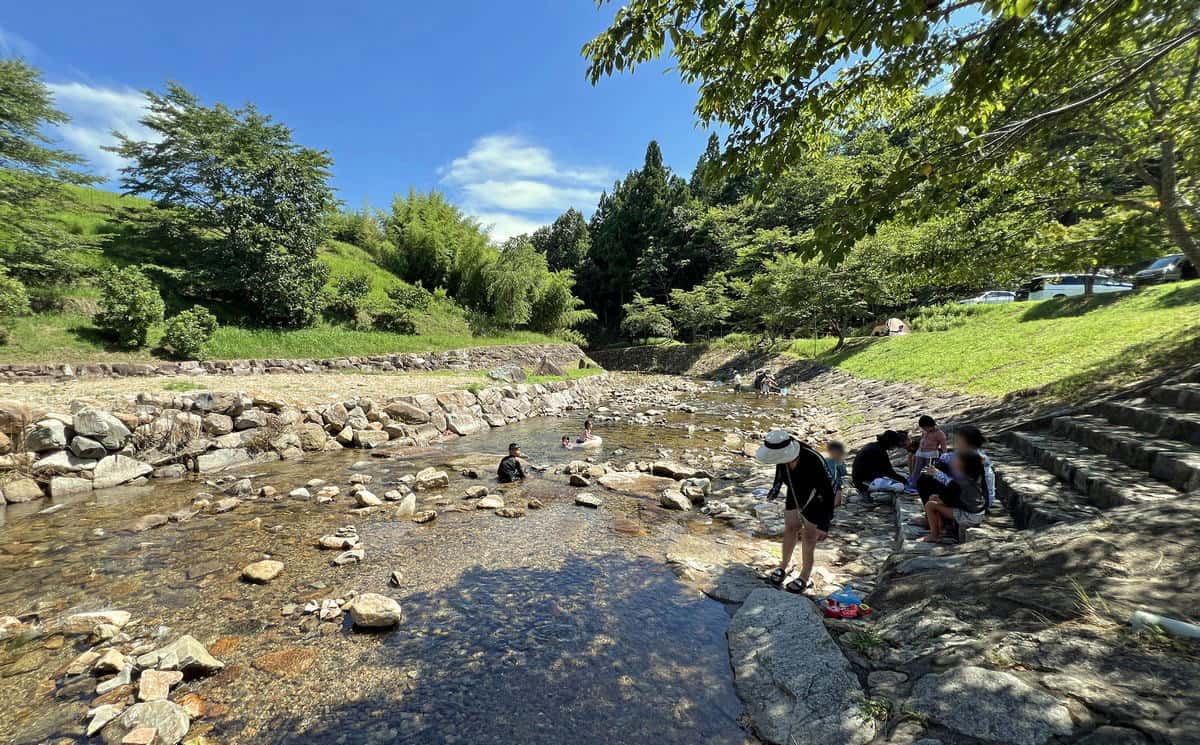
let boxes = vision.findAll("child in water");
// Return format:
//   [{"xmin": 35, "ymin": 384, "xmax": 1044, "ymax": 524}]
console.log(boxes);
[
  {"xmin": 561, "ymin": 435, "xmax": 573, "ymax": 449},
  {"xmin": 581, "ymin": 418, "xmax": 596, "ymax": 441}
]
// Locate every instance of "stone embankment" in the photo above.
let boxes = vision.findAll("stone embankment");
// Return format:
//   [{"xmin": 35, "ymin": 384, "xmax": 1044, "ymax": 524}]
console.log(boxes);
[
  {"xmin": 0, "ymin": 374, "xmax": 609, "ymax": 507},
  {"xmin": 0, "ymin": 343, "xmax": 587, "ymax": 382}
]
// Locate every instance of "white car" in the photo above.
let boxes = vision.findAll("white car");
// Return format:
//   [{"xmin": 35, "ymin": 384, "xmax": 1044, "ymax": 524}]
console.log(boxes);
[
  {"xmin": 1016, "ymin": 274, "xmax": 1133, "ymax": 301},
  {"xmin": 957, "ymin": 290, "xmax": 1016, "ymax": 305}
]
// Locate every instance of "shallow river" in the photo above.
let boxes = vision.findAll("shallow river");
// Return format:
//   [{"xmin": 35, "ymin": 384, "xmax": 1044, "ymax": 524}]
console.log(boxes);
[{"xmin": 0, "ymin": 385, "xmax": 802, "ymax": 744}]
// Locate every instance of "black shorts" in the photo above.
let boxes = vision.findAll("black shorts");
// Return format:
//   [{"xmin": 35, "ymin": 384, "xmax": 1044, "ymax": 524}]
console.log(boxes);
[{"xmin": 785, "ymin": 490, "xmax": 832, "ymax": 533}]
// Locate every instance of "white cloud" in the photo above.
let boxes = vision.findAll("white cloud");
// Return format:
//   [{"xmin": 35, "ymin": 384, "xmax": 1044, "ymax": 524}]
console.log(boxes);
[
  {"xmin": 441, "ymin": 134, "xmax": 610, "ymax": 242},
  {"xmin": 46, "ymin": 82, "xmax": 153, "ymax": 178}
]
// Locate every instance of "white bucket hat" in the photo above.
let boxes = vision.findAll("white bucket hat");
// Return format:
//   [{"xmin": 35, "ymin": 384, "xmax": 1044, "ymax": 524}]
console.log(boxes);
[{"xmin": 755, "ymin": 430, "xmax": 801, "ymax": 464}]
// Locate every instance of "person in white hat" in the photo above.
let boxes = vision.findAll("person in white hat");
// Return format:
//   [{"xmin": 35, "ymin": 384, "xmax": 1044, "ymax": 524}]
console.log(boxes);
[{"xmin": 756, "ymin": 429, "xmax": 837, "ymax": 593}]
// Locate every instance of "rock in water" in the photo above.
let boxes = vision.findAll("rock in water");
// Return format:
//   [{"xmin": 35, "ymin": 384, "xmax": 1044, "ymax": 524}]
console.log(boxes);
[
  {"xmin": 476, "ymin": 496, "xmax": 504, "ymax": 510},
  {"xmin": 135, "ymin": 635, "xmax": 223, "ymax": 674},
  {"xmin": 728, "ymin": 589, "xmax": 876, "ymax": 745},
  {"xmin": 100, "ymin": 700, "xmax": 190, "ymax": 745},
  {"xmin": 495, "ymin": 507, "xmax": 526, "ymax": 518},
  {"xmin": 575, "ymin": 493, "xmax": 602, "ymax": 508},
  {"xmin": 909, "ymin": 666, "xmax": 1073, "ymax": 745},
  {"xmin": 241, "ymin": 560, "xmax": 284, "ymax": 584},
  {"xmin": 346, "ymin": 593, "xmax": 402, "ymax": 628},
  {"xmin": 414, "ymin": 467, "xmax": 449, "ymax": 490}
]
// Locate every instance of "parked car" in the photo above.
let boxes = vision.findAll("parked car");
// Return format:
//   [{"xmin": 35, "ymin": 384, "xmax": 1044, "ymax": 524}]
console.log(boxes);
[
  {"xmin": 957, "ymin": 290, "xmax": 1016, "ymax": 305},
  {"xmin": 1132, "ymin": 254, "xmax": 1197, "ymax": 285},
  {"xmin": 1015, "ymin": 274, "xmax": 1133, "ymax": 301}
]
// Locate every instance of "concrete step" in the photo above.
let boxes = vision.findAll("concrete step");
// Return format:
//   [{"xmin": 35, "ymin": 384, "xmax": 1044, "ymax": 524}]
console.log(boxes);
[
  {"xmin": 1004, "ymin": 431, "xmax": 1184, "ymax": 508},
  {"xmin": 1051, "ymin": 414, "xmax": 1200, "ymax": 492},
  {"xmin": 1092, "ymin": 399, "xmax": 1200, "ymax": 446},
  {"xmin": 987, "ymin": 445, "xmax": 1103, "ymax": 529},
  {"xmin": 1151, "ymin": 383, "xmax": 1200, "ymax": 413}
]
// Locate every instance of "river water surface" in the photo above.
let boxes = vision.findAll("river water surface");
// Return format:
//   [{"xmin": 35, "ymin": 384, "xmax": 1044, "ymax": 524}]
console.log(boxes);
[{"xmin": 0, "ymin": 384, "xmax": 806, "ymax": 744}]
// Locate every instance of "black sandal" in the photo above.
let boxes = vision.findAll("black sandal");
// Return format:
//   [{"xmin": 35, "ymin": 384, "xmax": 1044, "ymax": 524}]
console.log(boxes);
[
  {"xmin": 784, "ymin": 578, "xmax": 812, "ymax": 594},
  {"xmin": 767, "ymin": 568, "xmax": 786, "ymax": 585}
]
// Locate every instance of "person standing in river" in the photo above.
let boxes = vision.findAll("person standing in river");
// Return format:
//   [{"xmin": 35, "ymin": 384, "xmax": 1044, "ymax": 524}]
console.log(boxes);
[
  {"xmin": 497, "ymin": 443, "xmax": 528, "ymax": 483},
  {"xmin": 756, "ymin": 430, "xmax": 837, "ymax": 594}
]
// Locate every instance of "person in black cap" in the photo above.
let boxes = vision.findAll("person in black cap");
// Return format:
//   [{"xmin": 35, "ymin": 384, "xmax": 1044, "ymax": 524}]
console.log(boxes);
[{"xmin": 497, "ymin": 443, "xmax": 528, "ymax": 483}]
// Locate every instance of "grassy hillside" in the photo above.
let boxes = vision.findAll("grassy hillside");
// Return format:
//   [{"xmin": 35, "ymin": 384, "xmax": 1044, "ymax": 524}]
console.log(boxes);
[
  {"xmin": 0, "ymin": 186, "xmax": 556, "ymax": 363},
  {"xmin": 785, "ymin": 280, "xmax": 1200, "ymax": 398}
]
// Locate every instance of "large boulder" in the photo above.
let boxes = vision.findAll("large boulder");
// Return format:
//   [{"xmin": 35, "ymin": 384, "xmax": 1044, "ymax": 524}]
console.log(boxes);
[
  {"xmin": 346, "ymin": 593, "xmax": 403, "ymax": 628},
  {"xmin": 1, "ymin": 476, "xmax": 44, "ymax": 504},
  {"xmin": 93, "ymin": 454, "xmax": 153, "ymax": 490},
  {"xmin": 69, "ymin": 435, "xmax": 108, "ymax": 460},
  {"xmin": 597, "ymin": 471, "xmax": 677, "ymax": 499},
  {"xmin": 0, "ymin": 399, "xmax": 34, "ymax": 432},
  {"xmin": 32, "ymin": 450, "xmax": 97, "ymax": 475},
  {"xmin": 414, "ymin": 467, "xmax": 449, "ymax": 491},
  {"xmin": 383, "ymin": 400, "xmax": 429, "ymax": 424},
  {"xmin": 241, "ymin": 560, "xmax": 284, "ymax": 584},
  {"xmin": 195, "ymin": 448, "xmax": 251, "ymax": 473},
  {"xmin": 296, "ymin": 422, "xmax": 328, "ymax": 451},
  {"xmin": 728, "ymin": 589, "xmax": 876, "ymax": 745},
  {"xmin": 909, "ymin": 666, "xmax": 1073, "ymax": 745},
  {"xmin": 100, "ymin": 700, "xmax": 190, "ymax": 745},
  {"xmin": 659, "ymin": 490, "xmax": 691, "ymax": 511},
  {"xmin": 534, "ymin": 357, "xmax": 568, "ymax": 377},
  {"xmin": 25, "ymin": 419, "xmax": 68, "ymax": 452},
  {"xmin": 50, "ymin": 475, "xmax": 93, "ymax": 498},
  {"xmin": 353, "ymin": 430, "xmax": 390, "ymax": 449},
  {"xmin": 72, "ymin": 409, "xmax": 132, "ymax": 450},
  {"xmin": 445, "ymin": 413, "xmax": 485, "ymax": 436}
]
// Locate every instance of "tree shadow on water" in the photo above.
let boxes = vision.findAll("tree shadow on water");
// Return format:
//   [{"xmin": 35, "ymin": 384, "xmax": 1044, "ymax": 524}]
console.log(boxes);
[{"xmin": 240, "ymin": 554, "xmax": 754, "ymax": 745}]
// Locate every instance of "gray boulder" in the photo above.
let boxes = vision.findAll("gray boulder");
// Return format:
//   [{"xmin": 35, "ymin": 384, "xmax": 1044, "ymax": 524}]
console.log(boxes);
[
  {"xmin": 346, "ymin": 593, "xmax": 403, "ymax": 628},
  {"xmin": 100, "ymin": 700, "xmax": 190, "ymax": 745},
  {"xmin": 135, "ymin": 634, "xmax": 223, "ymax": 674},
  {"xmin": 72, "ymin": 409, "xmax": 132, "ymax": 450},
  {"xmin": 25, "ymin": 419, "xmax": 68, "ymax": 452},
  {"xmin": 69, "ymin": 435, "xmax": 108, "ymax": 460},
  {"xmin": 93, "ymin": 454, "xmax": 153, "ymax": 490},
  {"xmin": 728, "ymin": 589, "xmax": 876, "ymax": 745},
  {"xmin": 488, "ymin": 365, "xmax": 527, "ymax": 383},
  {"xmin": 909, "ymin": 666, "xmax": 1073, "ymax": 745},
  {"xmin": 659, "ymin": 489, "xmax": 691, "ymax": 511},
  {"xmin": 384, "ymin": 400, "xmax": 429, "ymax": 424},
  {"xmin": 32, "ymin": 450, "xmax": 97, "ymax": 474},
  {"xmin": 534, "ymin": 357, "xmax": 567, "ymax": 377}
]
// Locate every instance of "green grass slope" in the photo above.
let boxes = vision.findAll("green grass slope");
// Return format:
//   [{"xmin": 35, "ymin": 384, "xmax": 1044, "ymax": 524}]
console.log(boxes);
[
  {"xmin": 793, "ymin": 280, "xmax": 1200, "ymax": 398},
  {"xmin": 0, "ymin": 187, "xmax": 558, "ymax": 363}
]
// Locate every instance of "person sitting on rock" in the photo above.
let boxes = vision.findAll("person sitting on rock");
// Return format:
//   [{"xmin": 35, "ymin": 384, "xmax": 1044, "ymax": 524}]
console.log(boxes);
[
  {"xmin": 497, "ymin": 443, "xmax": 528, "ymax": 483},
  {"xmin": 914, "ymin": 425, "xmax": 996, "ymax": 508},
  {"xmin": 850, "ymin": 430, "xmax": 908, "ymax": 494},
  {"xmin": 756, "ymin": 430, "xmax": 837, "ymax": 594},
  {"xmin": 919, "ymin": 450, "xmax": 987, "ymax": 542}
]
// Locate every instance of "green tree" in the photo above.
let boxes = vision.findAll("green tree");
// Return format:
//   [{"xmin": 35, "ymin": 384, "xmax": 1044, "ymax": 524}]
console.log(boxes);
[
  {"xmin": 584, "ymin": 0, "xmax": 1198, "ymax": 263},
  {"xmin": 0, "ymin": 268, "xmax": 30, "ymax": 345},
  {"xmin": 620, "ymin": 293, "xmax": 674, "ymax": 341},
  {"xmin": 529, "ymin": 269, "xmax": 597, "ymax": 342},
  {"xmin": 161, "ymin": 305, "xmax": 219, "ymax": 360},
  {"xmin": 485, "ymin": 239, "xmax": 548, "ymax": 328},
  {"xmin": 669, "ymin": 273, "xmax": 733, "ymax": 341},
  {"xmin": 0, "ymin": 58, "xmax": 94, "ymax": 284},
  {"xmin": 384, "ymin": 190, "xmax": 495, "ymax": 302},
  {"xmin": 110, "ymin": 83, "xmax": 335, "ymax": 327},
  {"xmin": 531, "ymin": 208, "xmax": 591, "ymax": 272},
  {"xmin": 95, "ymin": 266, "xmax": 165, "ymax": 348}
]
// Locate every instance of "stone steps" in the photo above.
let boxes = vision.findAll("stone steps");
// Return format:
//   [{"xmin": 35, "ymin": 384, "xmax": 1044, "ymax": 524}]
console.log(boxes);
[
  {"xmin": 1052, "ymin": 414, "xmax": 1200, "ymax": 492},
  {"xmin": 988, "ymin": 445, "xmax": 1103, "ymax": 529},
  {"xmin": 1151, "ymin": 383, "xmax": 1200, "ymax": 413},
  {"xmin": 1004, "ymin": 430, "xmax": 1184, "ymax": 508},
  {"xmin": 1092, "ymin": 398, "xmax": 1200, "ymax": 446}
]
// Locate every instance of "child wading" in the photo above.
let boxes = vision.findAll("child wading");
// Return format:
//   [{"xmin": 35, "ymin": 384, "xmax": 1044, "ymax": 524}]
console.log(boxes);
[{"xmin": 756, "ymin": 430, "xmax": 836, "ymax": 594}]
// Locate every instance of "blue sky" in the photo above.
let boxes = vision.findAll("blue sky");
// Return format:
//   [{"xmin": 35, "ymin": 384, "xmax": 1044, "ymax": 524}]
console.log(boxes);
[{"xmin": 1, "ymin": 1, "xmax": 712, "ymax": 240}]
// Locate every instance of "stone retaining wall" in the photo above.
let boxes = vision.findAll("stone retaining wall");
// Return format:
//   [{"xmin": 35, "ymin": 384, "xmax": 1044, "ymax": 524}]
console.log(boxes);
[
  {"xmin": 0, "ymin": 343, "xmax": 587, "ymax": 382},
  {"xmin": 0, "ymin": 374, "xmax": 609, "ymax": 507}
]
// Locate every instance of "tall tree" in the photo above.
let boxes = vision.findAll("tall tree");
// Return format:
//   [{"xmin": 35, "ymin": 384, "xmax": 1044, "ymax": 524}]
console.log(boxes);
[
  {"xmin": 0, "ymin": 58, "xmax": 94, "ymax": 284},
  {"xmin": 111, "ymin": 83, "xmax": 335, "ymax": 327},
  {"xmin": 530, "ymin": 208, "xmax": 591, "ymax": 271}
]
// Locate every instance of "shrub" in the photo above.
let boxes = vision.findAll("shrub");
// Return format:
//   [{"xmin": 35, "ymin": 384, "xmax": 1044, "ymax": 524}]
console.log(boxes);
[
  {"xmin": 386, "ymin": 282, "xmax": 432, "ymax": 312},
  {"xmin": 909, "ymin": 302, "xmax": 991, "ymax": 332},
  {"xmin": 0, "ymin": 271, "xmax": 30, "ymax": 346},
  {"xmin": 323, "ymin": 273, "xmax": 372, "ymax": 321},
  {"xmin": 372, "ymin": 306, "xmax": 417, "ymax": 335},
  {"xmin": 95, "ymin": 266, "xmax": 164, "ymax": 348},
  {"xmin": 161, "ymin": 305, "xmax": 219, "ymax": 359}
]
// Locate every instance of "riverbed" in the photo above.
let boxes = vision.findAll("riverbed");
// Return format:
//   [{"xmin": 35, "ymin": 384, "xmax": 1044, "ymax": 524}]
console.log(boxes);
[{"xmin": 0, "ymin": 380, "xmax": 837, "ymax": 744}]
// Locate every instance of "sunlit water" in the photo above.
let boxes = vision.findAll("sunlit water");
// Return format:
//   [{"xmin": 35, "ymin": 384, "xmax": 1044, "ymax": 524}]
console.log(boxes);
[{"xmin": 0, "ymin": 385, "xmax": 805, "ymax": 744}]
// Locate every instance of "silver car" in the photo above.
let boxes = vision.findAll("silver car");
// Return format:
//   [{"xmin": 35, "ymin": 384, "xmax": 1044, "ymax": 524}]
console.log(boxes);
[
  {"xmin": 1133, "ymin": 254, "xmax": 1197, "ymax": 285},
  {"xmin": 957, "ymin": 290, "xmax": 1016, "ymax": 305}
]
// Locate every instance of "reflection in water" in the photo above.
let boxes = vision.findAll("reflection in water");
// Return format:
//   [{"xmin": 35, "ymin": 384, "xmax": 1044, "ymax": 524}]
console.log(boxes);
[{"xmin": 0, "ymin": 387, "xmax": 793, "ymax": 744}]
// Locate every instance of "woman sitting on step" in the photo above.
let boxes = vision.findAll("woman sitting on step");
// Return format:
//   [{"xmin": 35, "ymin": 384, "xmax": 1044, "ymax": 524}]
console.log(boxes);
[
  {"xmin": 918, "ymin": 450, "xmax": 988, "ymax": 543},
  {"xmin": 851, "ymin": 430, "xmax": 908, "ymax": 494},
  {"xmin": 915, "ymin": 425, "xmax": 996, "ymax": 508}
]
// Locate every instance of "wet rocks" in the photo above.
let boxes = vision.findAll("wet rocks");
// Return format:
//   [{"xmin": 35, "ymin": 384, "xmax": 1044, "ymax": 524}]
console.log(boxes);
[
  {"xmin": 476, "ymin": 495, "xmax": 504, "ymax": 510},
  {"xmin": 289, "ymin": 487, "xmax": 311, "ymax": 499},
  {"xmin": 129, "ymin": 513, "xmax": 169, "ymax": 532},
  {"xmin": 332, "ymin": 548, "xmax": 364, "ymax": 566},
  {"xmin": 495, "ymin": 507, "xmax": 526, "ymax": 518},
  {"xmin": 728, "ymin": 589, "xmax": 876, "ymax": 745},
  {"xmin": 86, "ymin": 704, "xmax": 124, "ymax": 736},
  {"xmin": 354, "ymin": 489, "xmax": 382, "ymax": 507},
  {"xmin": 596, "ymin": 471, "xmax": 676, "ymax": 498},
  {"xmin": 100, "ymin": 700, "xmax": 190, "ymax": 745},
  {"xmin": 60, "ymin": 610, "xmax": 131, "ymax": 636},
  {"xmin": 394, "ymin": 493, "xmax": 417, "ymax": 518},
  {"xmin": 346, "ymin": 593, "xmax": 403, "ymax": 628},
  {"xmin": 569, "ymin": 473, "xmax": 591, "ymax": 487},
  {"xmin": 319, "ymin": 527, "xmax": 360, "ymax": 550},
  {"xmin": 137, "ymin": 669, "xmax": 183, "ymax": 701},
  {"xmin": 909, "ymin": 667, "xmax": 1073, "ymax": 745},
  {"xmin": 411, "ymin": 510, "xmax": 437, "ymax": 523},
  {"xmin": 2, "ymin": 476, "xmax": 44, "ymax": 504},
  {"xmin": 93, "ymin": 454, "xmax": 154, "ymax": 489},
  {"xmin": 463, "ymin": 485, "xmax": 489, "ymax": 499},
  {"xmin": 241, "ymin": 559, "xmax": 284, "ymax": 584},
  {"xmin": 415, "ymin": 467, "xmax": 449, "ymax": 490},
  {"xmin": 135, "ymin": 635, "xmax": 224, "ymax": 674}
]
